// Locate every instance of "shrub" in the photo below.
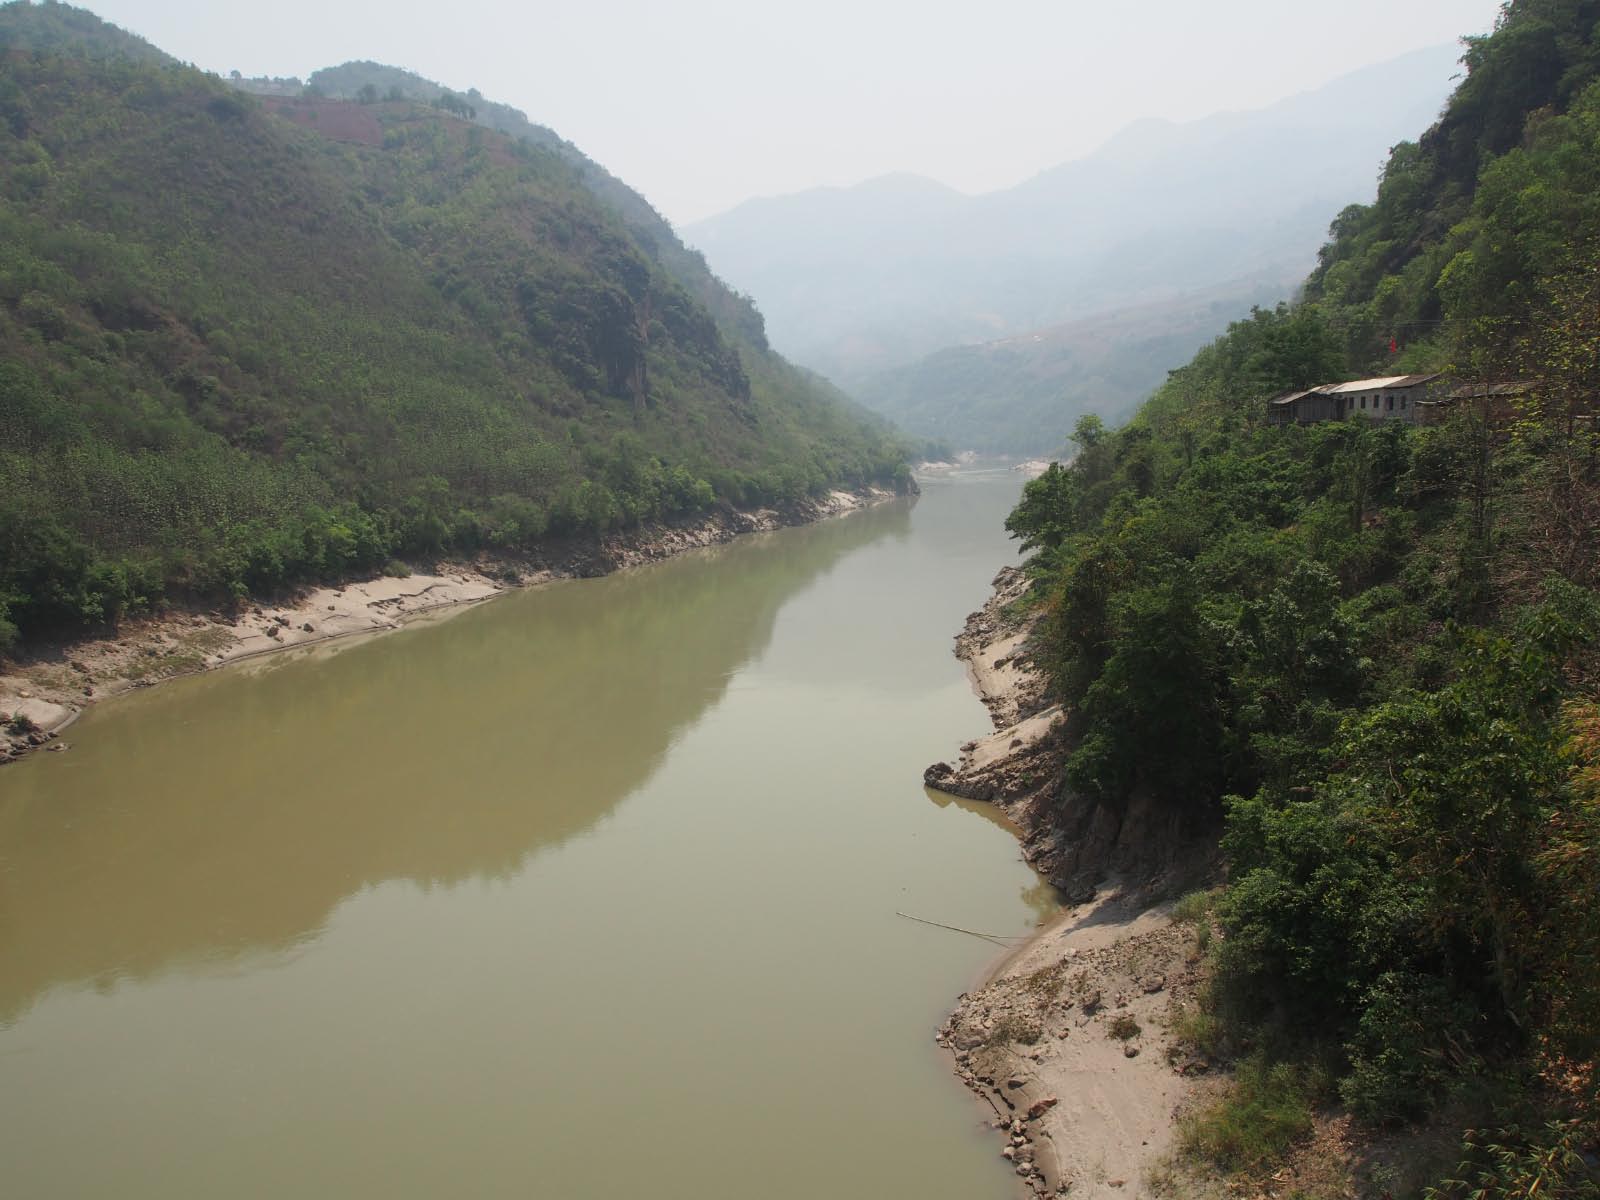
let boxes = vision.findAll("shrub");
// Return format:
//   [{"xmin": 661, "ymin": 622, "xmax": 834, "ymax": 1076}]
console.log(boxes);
[
  {"xmin": 1170, "ymin": 1004, "xmax": 1224, "ymax": 1059},
  {"xmin": 1180, "ymin": 1057, "xmax": 1321, "ymax": 1172},
  {"xmin": 1340, "ymin": 971, "xmax": 1479, "ymax": 1123},
  {"xmin": 1425, "ymin": 1120, "xmax": 1600, "ymax": 1199},
  {"xmin": 988, "ymin": 1012, "xmax": 1042, "ymax": 1046},
  {"xmin": 1171, "ymin": 887, "xmax": 1222, "ymax": 925}
]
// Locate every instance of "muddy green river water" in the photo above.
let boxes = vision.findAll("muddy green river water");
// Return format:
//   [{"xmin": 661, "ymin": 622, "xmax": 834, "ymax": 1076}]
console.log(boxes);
[{"xmin": 0, "ymin": 470, "xmax": 1056, "ymax": 1199}]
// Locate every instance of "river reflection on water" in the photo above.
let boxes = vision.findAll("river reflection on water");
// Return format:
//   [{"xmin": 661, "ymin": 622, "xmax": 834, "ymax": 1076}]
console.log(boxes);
[{"xmin": 0, "ymin": 471, "xmax": 1057, "ymax": 1200}]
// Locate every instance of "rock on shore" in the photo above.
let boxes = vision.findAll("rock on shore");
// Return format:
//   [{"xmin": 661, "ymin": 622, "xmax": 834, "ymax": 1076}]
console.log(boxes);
[{"xmin": 921, "ymin": 564, "xmax": 1081, "ymax": 895}]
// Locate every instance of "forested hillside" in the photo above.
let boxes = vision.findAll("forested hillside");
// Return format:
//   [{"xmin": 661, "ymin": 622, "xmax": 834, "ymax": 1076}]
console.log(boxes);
[
  {"xmin": 1008, "ymin": 0, "xmax": 1600, "ymax": 1189},
  {"xmin": 0, "ymin": 3, "xmax": 909, "ymax": 654},
  {"xmin": 292, "ymin": 59, "xmax": 779, "ymax": 355}
]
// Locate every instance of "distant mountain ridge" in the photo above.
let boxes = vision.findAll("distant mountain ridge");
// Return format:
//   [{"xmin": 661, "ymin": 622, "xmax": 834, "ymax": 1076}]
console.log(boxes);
[{"xmin": 685, "ymin": 44, "xmax": 1466, "ymax": 443}]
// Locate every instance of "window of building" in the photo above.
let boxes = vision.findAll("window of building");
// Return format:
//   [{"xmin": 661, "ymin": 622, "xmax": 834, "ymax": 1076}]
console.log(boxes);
[{"xmin": 1387, "ymin": 396, "xmax": 1394, "ymax": 411}]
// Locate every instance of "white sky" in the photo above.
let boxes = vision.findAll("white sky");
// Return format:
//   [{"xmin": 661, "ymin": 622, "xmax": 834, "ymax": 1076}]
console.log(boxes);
[{"xmin": 85, "ymin": 0, "xmax": 1504, "ymax": 225}]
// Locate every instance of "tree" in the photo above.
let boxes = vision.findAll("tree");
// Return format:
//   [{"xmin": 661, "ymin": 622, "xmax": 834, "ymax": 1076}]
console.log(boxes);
[
  {"xmin": 1071, "ymin": 413, "xmax": 1106, "ymax": 450},
  {"xmin": 1006, "ymin": 463, "xmax": 1079, "ymax": 558},
  {"xmin": 1247, "ymin": 305, "xmax": 1344, "ymax": 393}
]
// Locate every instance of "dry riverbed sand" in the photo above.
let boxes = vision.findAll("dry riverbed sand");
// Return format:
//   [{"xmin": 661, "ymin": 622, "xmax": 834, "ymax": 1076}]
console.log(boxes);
[
  {"xmin": 939, "ymin": 893, "xmax": 1209, "ymax": 1199},
  {"xmin": 0, "ymin": 488, "xmax": 891, "ymax": 764},
  {"xmin": 0, "ymin": 570, "xmax": 500, "ymax": 761},
  {"xmin": 929, "ymin": 568, "xmax": 1210, "ymax": 1198}
]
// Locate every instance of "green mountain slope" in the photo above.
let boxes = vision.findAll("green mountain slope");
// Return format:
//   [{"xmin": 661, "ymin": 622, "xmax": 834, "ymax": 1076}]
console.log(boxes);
[
  {"xmin": 852, "ymin": 276, "xmax": 1292, "ymax": 457},
  {"xmin": 0, "ymin": 5, "xmax": 908, "ymax": 651},
  {"xmin": 1307, "ymin": 0, "xmax": 1600, "ymax": 371},
  {"xmin": 293, "ymin": 59, "xmax": 777, "ymax": 354},
  {"xmin": 1007, "ymin": 1, "xmax": 1600, "ymax": 1186},
  {"xmin": 0, "ymin": 0, "xmax": 168, "ymax": 63}
]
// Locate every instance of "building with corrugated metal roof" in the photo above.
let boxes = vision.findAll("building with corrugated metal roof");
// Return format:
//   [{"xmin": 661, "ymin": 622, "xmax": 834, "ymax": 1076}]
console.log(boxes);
[
  {"xmin": 1266, "ymin": 374, "xmax": 1444, "ymax": 426},
  {"xmin": 1322, "ymin": 374, "xmax": 1442, "ymax": 422}
]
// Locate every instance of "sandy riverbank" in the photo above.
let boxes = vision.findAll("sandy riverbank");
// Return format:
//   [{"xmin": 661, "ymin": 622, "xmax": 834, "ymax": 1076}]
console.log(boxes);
[
  {"xmin": 0, "ymin": 486, "xmax": 895, "ymax": 765},
  {"xmin": 926, "ymin": 566, "xmax": 1216, "ymax": 1197},
  {"xmin": 938, "ymin": 893, "xmax": 1209, "ymax": 1198}
]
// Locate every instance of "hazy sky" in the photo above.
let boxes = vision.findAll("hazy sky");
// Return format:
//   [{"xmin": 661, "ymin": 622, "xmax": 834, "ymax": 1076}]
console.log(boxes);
[{"xmin": 85, "ymin": 0, "xmax": 1504, "ymax": 225}]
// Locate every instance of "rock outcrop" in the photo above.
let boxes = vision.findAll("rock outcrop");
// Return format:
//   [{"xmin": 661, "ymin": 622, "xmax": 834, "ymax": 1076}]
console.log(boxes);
[{"xmin": 925, "ymin": 566, "xmax": 1215, "ymax": 902}]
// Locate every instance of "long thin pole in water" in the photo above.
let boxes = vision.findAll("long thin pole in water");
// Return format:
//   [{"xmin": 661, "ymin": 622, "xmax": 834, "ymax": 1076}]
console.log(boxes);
[{"xmin": 894, "ymin": 911, "xmax": 1028, "ymax": 946}]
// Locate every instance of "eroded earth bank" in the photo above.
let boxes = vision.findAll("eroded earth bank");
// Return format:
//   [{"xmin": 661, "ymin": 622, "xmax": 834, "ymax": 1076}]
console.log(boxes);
[
  {"xmin": 0, "ymin": 488, "xmax": 891, "ymax": 764},
  {"xmin": 927, "ymin": 568, "xmax": 1219, "ymax": 1198}
]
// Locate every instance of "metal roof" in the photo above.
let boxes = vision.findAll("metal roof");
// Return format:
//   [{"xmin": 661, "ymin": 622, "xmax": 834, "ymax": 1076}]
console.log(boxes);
[
  {"xmin": 1266, "ymin": 374, "xmax": 1447, "ymax": 406},
  {"xmin": 1320, "ymin": 374, "xmax": 1440, "ymax": 394},
  {"xmin": 1268, "ymin": 388, "xmax": 1319, "ymax": 407}
]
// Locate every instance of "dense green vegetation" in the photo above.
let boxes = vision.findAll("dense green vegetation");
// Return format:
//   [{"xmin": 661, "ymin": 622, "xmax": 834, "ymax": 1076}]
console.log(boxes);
[
  {"xmin": 0, "ymin": 0, "xmax": 166, "ymax": 62},
  {"xmin": 1009, "ymin": 1, "xmax": 1600, "ymax": 1189},
  {"xmin": 1308, "ymin": 0, "xmax": 1600, "ymax": 373},
  {"xmin": 292, "ymin": 60, "xmax": 781, "ymax": 365},
  {"xmin": 0, "ymin": 3, "xmax": 908, "ymax": 653}
]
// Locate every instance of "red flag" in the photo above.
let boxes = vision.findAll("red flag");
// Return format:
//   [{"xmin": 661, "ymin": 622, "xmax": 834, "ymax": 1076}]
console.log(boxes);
[{"xmin": 1389, "ymin": 335, "xmax": 1398, "ymax": 354}]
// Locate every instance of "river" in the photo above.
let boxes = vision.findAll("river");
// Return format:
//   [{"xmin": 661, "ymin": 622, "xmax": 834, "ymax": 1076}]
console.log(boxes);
[{"xmin": 0, "ymin": 469, "xmax": 1056, "ymax": 1199}]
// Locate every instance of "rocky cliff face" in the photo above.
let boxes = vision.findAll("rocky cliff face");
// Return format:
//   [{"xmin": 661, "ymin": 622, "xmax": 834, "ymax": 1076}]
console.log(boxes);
[{"xmin": 924, "ymin": 568, "xmax": 1217, "ymax": 902}]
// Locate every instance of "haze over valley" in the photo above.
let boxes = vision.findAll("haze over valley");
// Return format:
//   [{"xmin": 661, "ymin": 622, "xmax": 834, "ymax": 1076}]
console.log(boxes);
[{"xmin": 687, "ymin": 46, "xmax": 1467, "ymax": 453}]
